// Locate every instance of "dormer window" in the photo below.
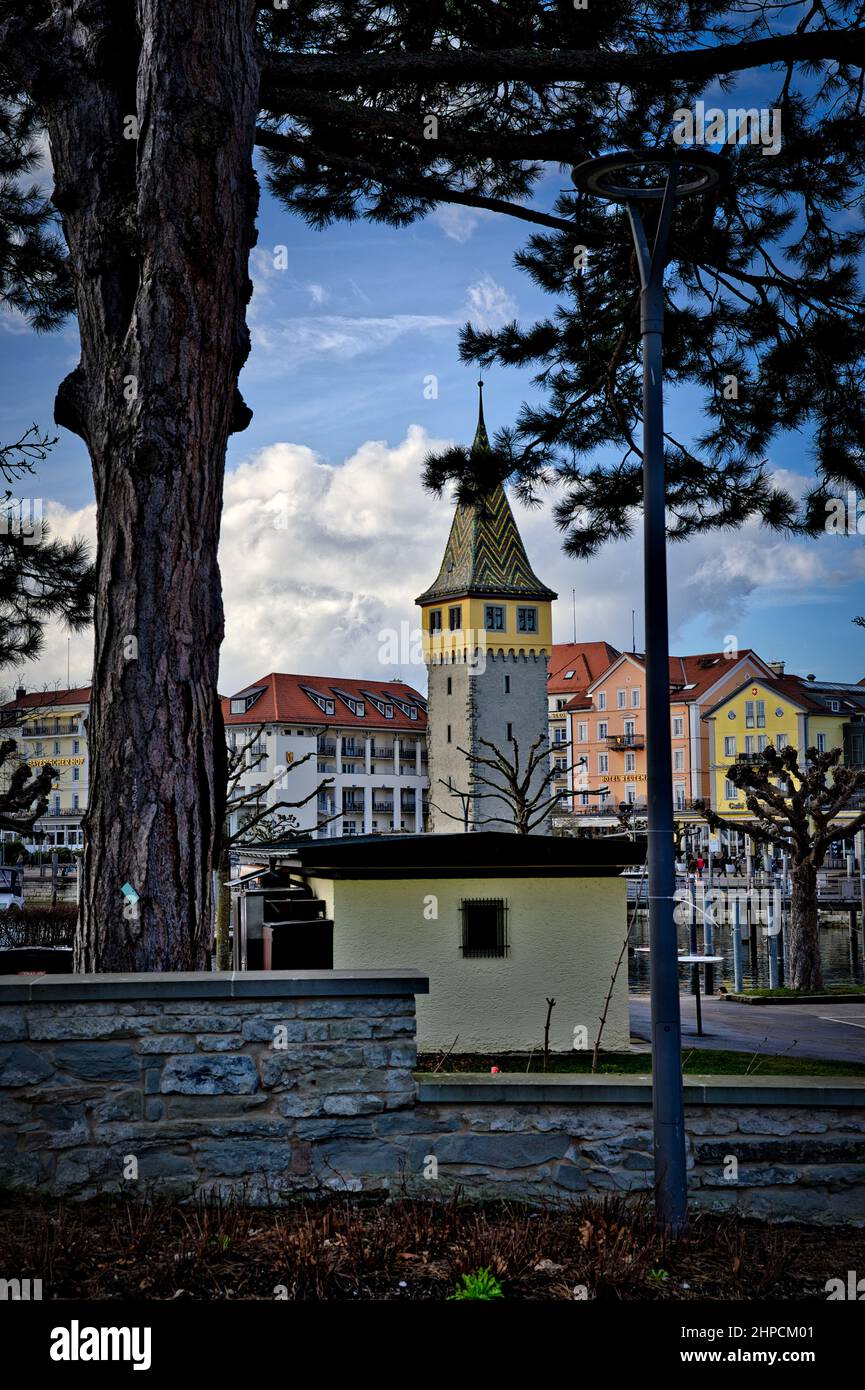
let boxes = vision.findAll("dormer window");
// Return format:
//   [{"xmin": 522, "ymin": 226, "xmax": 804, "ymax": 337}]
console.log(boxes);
[
  {"xmin": 302, "ymin": 686, "xmax": 335, "ymax": 716},
  {"xmin": 564, "ymin": 670, "xmax": 575, "ymax": 679},
  {"xmin": 229, "ymin": 688, "xmax": 264, "ymax": 715}
]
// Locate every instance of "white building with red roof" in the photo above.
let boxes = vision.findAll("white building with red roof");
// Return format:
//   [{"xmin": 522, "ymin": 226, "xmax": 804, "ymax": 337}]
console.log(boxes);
[{"xmin": 221, "ymin": 672, "xmax": 429, "ymax": 838}]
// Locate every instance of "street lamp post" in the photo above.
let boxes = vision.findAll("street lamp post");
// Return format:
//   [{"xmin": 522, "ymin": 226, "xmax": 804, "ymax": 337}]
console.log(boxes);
[{"xmin": 572, "ymin": 149, "xmax": 730, "ymax": 1234}]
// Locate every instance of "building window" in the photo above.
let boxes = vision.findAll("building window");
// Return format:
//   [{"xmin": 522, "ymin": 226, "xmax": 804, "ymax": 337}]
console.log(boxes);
[
  {"xmin": 724, "ymin": 736, "xmax": 736, "ymax": 757},
  {"xmin": 447, "ymin": 676, "xmax": 452, "ymax": 695},
  {"xmin": 775, "ymin": 733, "xmax": 788, "ymax": 750},
  {"xmin": 72, "ymin": 795, "xmax": 79, "ymax": 811},
  {"xmin": 672, "ymin": 716, "xmax": 684, "ymax": 738},
  {"xmin": 674, "ymin": 783, "xmax": 686, "ymax": 810},
  {"xmin": 625, "ymin": 784, "xmax": 636, "ymax": 804},
  {"xmin": 577, "ymin": 722, "xmax": 588, "ymax": 742},
  {"xmin": 597, "ymin": 721, "xmax": 608, "ymax": 740},
  {"xmin": 598, "ymin": 753, "xmax": 609, "ymax": 773},
  {"xmin": 429, "ymin": 609, "xmax": 443, "ymax": 632},
  {"xmin": 460, "ymin": 898, "xmax": 509, "ymax": 958},
  {"xmin": 505, "ymin": 675, "xmax": 510, "ymax": 694},
  {"xmin": 724, "ymin": 779, "xmax": 736, "ymax": 801},
  {"xmin": 53, "ymin": 741, "xmax": 60, "ymax": 755},
  {"xmin": 517, "ymin": 607, "xmax": 538, "ymax": 633},
  {"xmin": 631, "ymin": 689, "xmax": 641, "ymax": 708},
  {"xmin": 73, "ymin": 740, "xmax": 80, "ymax": 754},
  {"xmin": 673, "ymin": 749, "xmax": 684, "ymax": 771},
  {"xmin": 617, "ymin": 689, "xmax": 626, "ymax": 709},
  {"xmin": 757, "ymin": 735, "xmax": 768, "ymax": 753},
  {"xmin": 506, "ymin": 723, "xmax": 513, "ymax": 741},
  {"xmin": 484, "ymin": 605, "xmax": 505, "ymax": 631},
  {"xmin": 755, "ymin": 700, "xmax": 766, "ymax": 728},
  {"xmin": 448, "ymin": 606, "xmax": 462, "ymax": 631},
  {"xmin": 447, "ymin": 724, "xmax": 452, "ymax": 744},
  {"xmin": 72, "ymin": 767, "xmax": 80, "ymax": 781},
  {"xmin": 624, "ymin": 720, "xmax": 635, "ymax": 738},
  {"xmin": 597, "ymin": 692, "xmax": 607, "ymax": 711},
  {"xmin": 745, "ymin": 735, "xmax": 755, "ymax": 754},
  {"xmin": 625, "ymin": 752, "xmax": 636, "ymax": 772},
  {"xmin": 816, "ymin": 732, "xmax": 827, "ymax": 752}
]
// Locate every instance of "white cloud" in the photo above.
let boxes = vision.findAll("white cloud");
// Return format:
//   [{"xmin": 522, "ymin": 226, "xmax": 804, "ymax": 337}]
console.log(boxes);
[
  {"xmin": 245, "ymin": 271, "xmax": 518, "ymax": 371},
  {"xmin": 15, "ymin": 431, "xmax": 862, "ymax": 700},
  {"xmin": 431, "ymin": 204, "xmax": 490, "ymax": 243}
]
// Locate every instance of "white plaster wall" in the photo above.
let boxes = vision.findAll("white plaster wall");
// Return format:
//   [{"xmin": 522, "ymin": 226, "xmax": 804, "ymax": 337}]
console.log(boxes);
[{"xmin": 307, "ymin": 874, "xmax": 630, "ymax": 1053}]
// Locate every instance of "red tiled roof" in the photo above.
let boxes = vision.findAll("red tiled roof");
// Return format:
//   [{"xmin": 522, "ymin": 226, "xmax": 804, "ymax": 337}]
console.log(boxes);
[
  {"xmin": 547, "ymin": 642, "xmax": 620, "ymax": 695},
  {"xmin": 0, "ymin": 685, "xmax": 91, "ymax": 712},
  {"xmin": 222, "ymin": 673, "xmax": 428, "ymax": 731},
  {"xmin": 616, "ymin": 649, "xmax": 773, "ymax": 702}
]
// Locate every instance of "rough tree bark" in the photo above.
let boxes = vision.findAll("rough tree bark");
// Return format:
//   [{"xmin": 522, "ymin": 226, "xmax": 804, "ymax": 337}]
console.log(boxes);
[
  {"xmin": 43, "ymin": 1, "xmax": 261, "ymax": 970},
  {"xmin": 788, "ymin": 859, "xmax": 823, "ymax": 992}
]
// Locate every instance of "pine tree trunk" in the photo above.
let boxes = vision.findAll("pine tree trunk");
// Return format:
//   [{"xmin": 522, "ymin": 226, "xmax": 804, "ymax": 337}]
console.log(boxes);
[
  {"xmin": 787, "ymin": 859, "xmax": 823, "ymax": 991},
  {"xmin": 45, "ymin": 2, "xmax": 261, "ymax": 970}
]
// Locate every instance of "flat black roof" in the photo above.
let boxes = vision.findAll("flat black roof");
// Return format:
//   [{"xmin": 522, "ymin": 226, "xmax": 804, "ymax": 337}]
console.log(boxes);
[{"xmin": 296, "ymin": 831, "xmax": 646, "ymax": 880}]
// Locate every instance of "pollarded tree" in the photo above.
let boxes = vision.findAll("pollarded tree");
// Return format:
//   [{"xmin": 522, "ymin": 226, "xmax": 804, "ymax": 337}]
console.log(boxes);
[
  {"xmin": 695, "ymin": 745, "xmax": 865, "ymax": 991},
  {"xmin": 3, "ymin": 1, "xmax": 865, "ymax": 967},
  {"xmin": 0, "ymin": 737, "xmax": 54, "ymax": 836}
]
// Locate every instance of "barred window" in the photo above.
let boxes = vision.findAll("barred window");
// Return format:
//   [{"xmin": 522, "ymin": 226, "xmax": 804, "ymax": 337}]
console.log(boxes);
[{"xmin": 460, "ymin": 898, "xmax": 509, "ymax": 958}]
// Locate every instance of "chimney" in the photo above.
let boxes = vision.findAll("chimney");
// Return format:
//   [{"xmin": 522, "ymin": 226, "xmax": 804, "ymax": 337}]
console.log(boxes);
[
  {"xmin": 769, "ymin": 661, "xmax": 785, "ymax": 676},
  {"xmin": 14, "ymin": 687, "xmax": 25, "ymax": 701}
]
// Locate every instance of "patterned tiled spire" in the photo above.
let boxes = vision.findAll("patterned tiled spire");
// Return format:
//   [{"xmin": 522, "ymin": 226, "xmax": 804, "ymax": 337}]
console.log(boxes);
[{"xmin": 416, "ymin": 381, "xmax": 557, "ymax": 604}]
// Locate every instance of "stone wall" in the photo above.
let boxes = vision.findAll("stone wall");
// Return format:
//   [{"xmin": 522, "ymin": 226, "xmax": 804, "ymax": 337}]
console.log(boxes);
[
  {"xmin": 1, "ymin": 973, "xmax": 864, "ymax": 1223},
  {"xmin": 0, "ymin": 972, "xmax": 423, "ymax": 1201}
]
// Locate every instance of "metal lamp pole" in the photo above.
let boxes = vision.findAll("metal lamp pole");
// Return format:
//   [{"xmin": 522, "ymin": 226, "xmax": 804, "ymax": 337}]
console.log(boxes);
[{"xmin": 572, "ymin": 150, "xmax": 730, "ymax": 1234}]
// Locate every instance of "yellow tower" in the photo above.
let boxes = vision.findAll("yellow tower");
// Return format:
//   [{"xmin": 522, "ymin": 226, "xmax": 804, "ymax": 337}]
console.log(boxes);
[{"xmin": 416, "ymin": 382, "xmax": 557, "ymax": 832}]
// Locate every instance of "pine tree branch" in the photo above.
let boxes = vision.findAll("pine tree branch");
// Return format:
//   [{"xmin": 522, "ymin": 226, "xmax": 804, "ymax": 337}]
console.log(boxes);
[
  {"xmin": 255, "ymin": 128, "xmax": 576, "ymax": 234},
  {"xmin": 261, "ymin": 32, "xmax": 865, "ymax": 94}
]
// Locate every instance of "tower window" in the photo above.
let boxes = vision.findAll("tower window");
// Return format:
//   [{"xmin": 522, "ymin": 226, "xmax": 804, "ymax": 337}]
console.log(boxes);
[
  {"xmin": 484, "ymin": 605, "xmax": 505, "ymax": 631},
  {"xmin": 460, "ymin": 898, "xmax": 509, "ymax": 958},
  {"xmin": 447, "ymin": 676, "xmax": 452, "ymax": 695},
  {"xmin": 448, "ymin": 606, "xmax": 462, "ymax": 631},
  {"xmin": 517, "ymin": 607, "xmax": 538, "ymax": 633},
  {"xmin": 507, "ymin": 723, "xmax": 513, "ymax": 741},
  {"xmin": 429, "ymin": 609, "xmax": 443, "ymax": 632},
  {"xmin": 504, "ymin": 675, "xmax": 510, "ymax": 694},
  {"xmin": 447, "ymin": 724, "xmax": 452, "ymax": 743}
]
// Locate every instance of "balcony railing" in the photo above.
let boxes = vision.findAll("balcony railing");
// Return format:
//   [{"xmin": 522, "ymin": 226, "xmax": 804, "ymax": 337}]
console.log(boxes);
[
  {"xmin": 606, "ymin": 734, "xmax": 645, "ymax": 750},
  {"xmin": 372, "ymin": 801, "xmax": 394, "ymax": 813},
  {"xmin": 38, "ymin": 807, "xmax": 83, "ymax": 818},
  {"xmin": 342, "ymin": 802, "xmax": 364, "ymax": 816},
  {"xmin": 317, "ymin": 742, "xmax": 336, "ymax": 757},
  {"xmin": 23, "ymin": 721, "xmax": 81, "ymax": 737}
]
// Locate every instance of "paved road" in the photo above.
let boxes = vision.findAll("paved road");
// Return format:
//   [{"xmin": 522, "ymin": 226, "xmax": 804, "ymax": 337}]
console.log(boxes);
[{"xmin": 629, "ymin": 995, "xmax": 865, "ymax": 1064}]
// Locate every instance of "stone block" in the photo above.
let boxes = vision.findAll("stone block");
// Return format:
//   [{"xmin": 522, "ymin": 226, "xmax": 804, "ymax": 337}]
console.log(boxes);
[
  {"xmin": 240, "ymin": 1018, "xmax": 306, "ymax": 1044},
  {"xmin": 161, "ymin": 1054, "xmax": 259, "ymax": 1095},
  {"xmin": 194, "ymin": 1140, "xmax": 297, "ymax": 1179},
  {"xmin": 430, "ymin": 1132, "xmax": 569, "ymax": 1168},
  {"xmin": 323, "ymin": 1094, "xmax": 385, "ymax": 1117},
  {"xmin": 0, "ymin": 1008, "xmax": 27, "ymax": 1041},
  {"xmin": 195, "ymin": 1034, "xmax": 241, "ymax": 1051},
  {"xmin": 51, "ymin": 1043, "xmax": 140, "ymax": 1083},
  {"xmin": 0, "ymin": 1044, "xmax": 54, "ymax": 1087},
  {"xmin": 554, "ymin": 1162, "xmax": 588, "ymax": 1191}
]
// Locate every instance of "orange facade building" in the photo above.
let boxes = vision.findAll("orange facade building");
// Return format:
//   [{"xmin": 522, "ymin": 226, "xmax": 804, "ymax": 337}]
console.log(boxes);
[{"xmin": 558, "ymin": 646, "xmax": 778, "ymax": 814}]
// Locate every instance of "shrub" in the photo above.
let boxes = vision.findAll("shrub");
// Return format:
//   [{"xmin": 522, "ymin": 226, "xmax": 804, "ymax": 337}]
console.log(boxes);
[{"xmin": 0, "ymin": 904, "xmax": 76, "ymax": 948}]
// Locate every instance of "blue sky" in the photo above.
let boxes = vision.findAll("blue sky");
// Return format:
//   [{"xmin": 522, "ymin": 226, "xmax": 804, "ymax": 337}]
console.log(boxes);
[{"xmin": 2, "ymin": 146, "xmax": 863, "ymax": 696}]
